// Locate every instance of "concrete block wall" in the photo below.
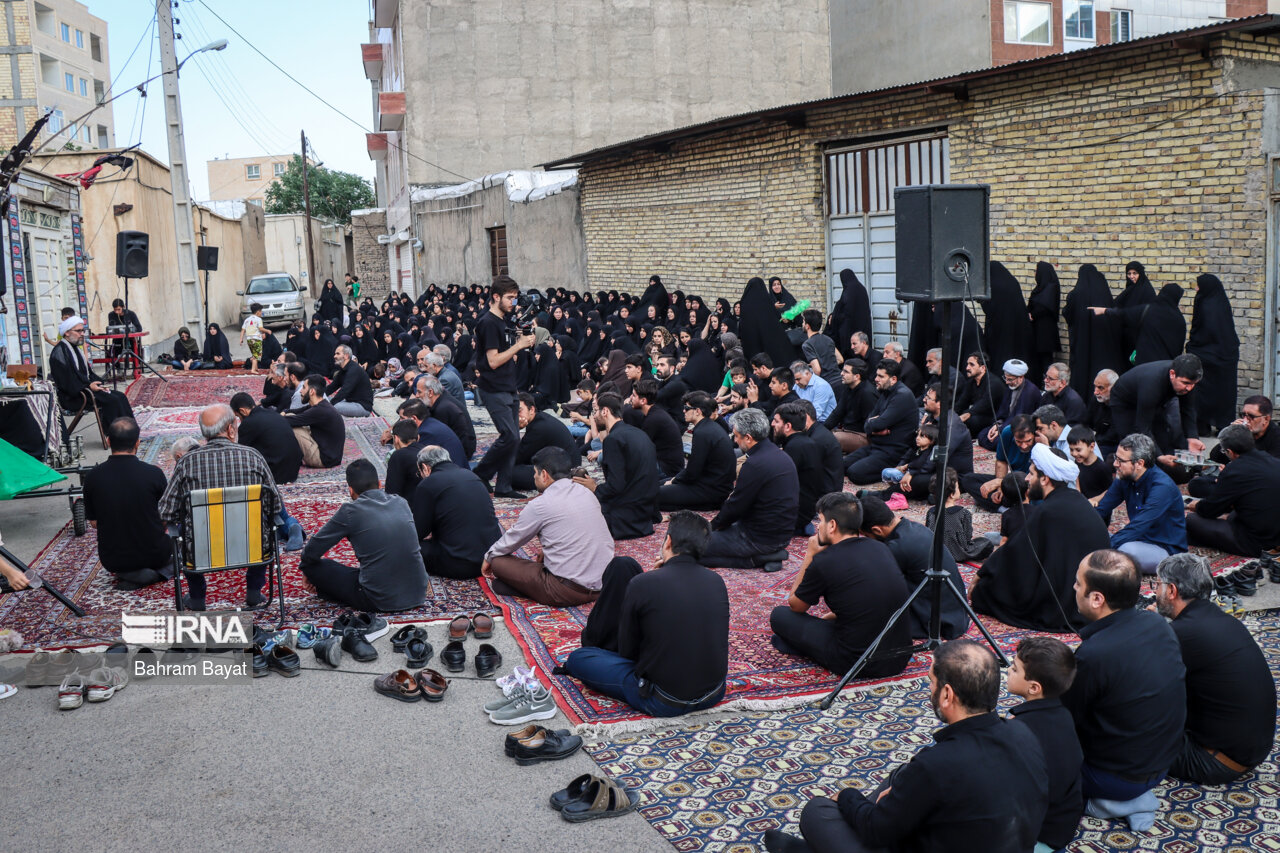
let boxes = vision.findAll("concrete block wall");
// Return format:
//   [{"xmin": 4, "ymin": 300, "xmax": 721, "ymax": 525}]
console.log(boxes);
[
  {"xmin": 578, "ymin": 32, "xmax": 1280, "ymax": 396},
  {"xmin": 350, "ymin": 209, "xmax": 391, "ymax": 301}
]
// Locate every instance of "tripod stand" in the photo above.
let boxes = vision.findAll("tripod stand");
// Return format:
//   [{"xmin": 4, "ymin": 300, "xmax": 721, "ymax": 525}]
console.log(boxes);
[
  {"xmin": 104, "ymin": 276, "xmax": 167, "ymax": 389},
  {"xmin": 819, "ymin": 298, "xmax": 1008, "ymax": 711}
]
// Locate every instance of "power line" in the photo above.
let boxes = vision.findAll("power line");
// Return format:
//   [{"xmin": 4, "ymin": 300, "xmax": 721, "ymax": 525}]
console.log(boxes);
[
  {"xmin": 106, "ymin": 8, "xmax": 158, "ymax": 98},
  {"xmin": 196, "ymin": 0, "xmax": 475, "ymax": 183}
]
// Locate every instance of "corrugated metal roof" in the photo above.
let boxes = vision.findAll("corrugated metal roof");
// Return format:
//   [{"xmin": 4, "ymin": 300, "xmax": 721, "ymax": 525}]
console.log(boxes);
[{"xmin": 542, "ymin": 14, "xmax": 1280, "ymax": 169}]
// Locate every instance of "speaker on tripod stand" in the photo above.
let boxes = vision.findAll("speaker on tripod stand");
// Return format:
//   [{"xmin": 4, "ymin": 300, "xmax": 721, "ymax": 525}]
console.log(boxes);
[{"xmin": 820, "ymin": 184, "xmax": 1006, "ymax": 710}]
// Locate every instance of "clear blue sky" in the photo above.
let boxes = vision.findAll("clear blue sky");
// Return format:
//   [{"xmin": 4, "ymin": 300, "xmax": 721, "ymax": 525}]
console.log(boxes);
[{"xmin": 95, "ymin": 0, "xmax": 378, "ymax": 199}]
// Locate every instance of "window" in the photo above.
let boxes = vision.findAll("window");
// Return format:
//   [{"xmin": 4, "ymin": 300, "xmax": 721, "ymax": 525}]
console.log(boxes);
[
  {"xmin": 78, "ymin": 78, "xmax": 86, "ymax": 97},
  {"xmin": 74, "ymin": 29, "xmax": 83, "ymax": 48},
  {"xmin": 90, "ymin": 33, "xmax": 102, "ymax": 63},
  {"xmin": 488, "ymin": 226, "xmax": 508, "ymax": 276},
  {"xmin": 1064, "ymin": 0, "xmax": 1094, "ymax": 40},
  {"xmin": 64, "ymin": 72, "xmax": 74, "ymax": 92},
  {"xmin": 245, "ymin": 164, "xmax": 261, "ymax": 180},
  {"xmin": 1004, "ymin": 1, "xmax": 1051, "ymax": 45},
  {"xmin": 1111, "ymin": 9, "xmax": 1132, "ymax": 42},
  {"xmin": 60, "ymin": 22, "xmax": 69, "ymax": 42},
  {"xmin": 82, "ymin": 126, "xmax": 91, "ymax": 143},
  {"xmin": 47, "ymin": 109, "xmax": 63, "ymax": 133},
  {"xmin": 249, "ymin": 198, "xmax": 263, "ymax": 207},
  {"xmin": 273, "ymin": 162, "xmax": 285, "ymax": 177}
]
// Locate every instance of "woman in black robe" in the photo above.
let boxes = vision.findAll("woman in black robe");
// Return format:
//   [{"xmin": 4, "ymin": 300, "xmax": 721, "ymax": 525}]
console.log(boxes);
[
  {"xmin": 1187, "ymin": 273, "xmax": 1239, "ymax": 433},
  {"xmin": 738, "ymin": 277, "xmax": 798, "ymax": 366},
  {"xmin": 825, "ymin": 268, "xmax": 872, "ymax": 358},
  {"xmin": 318, "ymin": 279, "xmax": 344, "ymax": 323},
  {"xmin": 1062, "ymin": 264, "xmax": 1124, "ymax": 398},
  {"xmin": 984, "ymin": 262, "xmax": 1034, "ymax": 373},
  {"xmin": 1098, "ymin": 282, "xmax": 1185, "ymax": 366},
  {"xmin": 530, "ymin": 342, "xmax": 566, "ymax": 409},
  {"xmin": 307, "ymin": 325, "xmax": 338, "ymax": 375},
  {"xmin": 1028, "ymin": 262, "xmax": 1062, "ymax": 380},
  {"xmin": 768, "ymin": 277, "xmax": 796, "ymax": 315},
  {"xmin": 452, "ymin": 332, "xmax": 475, "ymax": 373},
  {"xmin": 608, "ymin": 328, "xmax": 640, "ymax": 356},
  {"xmin": 352, "ymin": 324, "xmax": 379, "ymax": 372},
  {"xmin": 202, "ymin": 322, "xmax": 232, "ymax": 369},
  {"xmin": 681, "ymin": 337, "xmax": 723, "ymax": 394},
  {"xmin": 259, "ymin": 329, "xmax": 283, "ymax": 365},
  {"xmin": 554, "ymin": 334, "xmax": 582, "ymax": 390},
  {"xmin": 1114, "ymin": 261, "xmax": 1157, "ymax": 368},
  {"xmin": 579, "ymin": 322, "xmax": 606, "ymax": 366}
]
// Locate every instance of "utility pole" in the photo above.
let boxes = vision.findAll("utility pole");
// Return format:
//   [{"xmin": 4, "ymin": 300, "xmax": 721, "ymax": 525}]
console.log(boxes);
[
  {"xmin": 301, "ymin": 130, "xmax": 317, "ymax": 296},
  {"xmin": 158, "ymin": 0, "xmax": 202, "ymax": 326}
]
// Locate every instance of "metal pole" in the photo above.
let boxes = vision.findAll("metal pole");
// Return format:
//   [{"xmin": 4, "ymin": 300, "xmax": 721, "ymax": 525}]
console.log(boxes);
[
  {"xmin": 157, "ymin": 0, "xmax": 201, "ymax": 327},
  {"xmin": 301, "ymin": 130, "xmax": 317, "ymax": 297}
]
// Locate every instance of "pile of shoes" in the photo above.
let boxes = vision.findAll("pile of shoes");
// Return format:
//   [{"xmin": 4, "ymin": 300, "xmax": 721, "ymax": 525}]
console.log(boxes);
[
  {"xmin": 549, "ymin": 773, "xmax": 638, "ymax": 823},
  {"xmin": 442, "ymin": 613, "xmax": 502, "ymax": 677},
  {"xmin": 504, "ymin": 723, "xmax": 583, "ymax": 765},
  {"xmin": 1213, "ymin": 551, "xmax": 1280, "ymax": 615},
  {"xmin": 251, "ymin": 627, "xmax": 301, "ymax": 678},
  {"xmin": 331, "ymin": 610, "xmax": 388, "ymax": 664},
  {"xmin": 485, "ymin": 665, "xmax": 556, "ymax": 726},
  {"xmin": 29, "ymin": 646, "xmax": 133, "ymax": 711}
]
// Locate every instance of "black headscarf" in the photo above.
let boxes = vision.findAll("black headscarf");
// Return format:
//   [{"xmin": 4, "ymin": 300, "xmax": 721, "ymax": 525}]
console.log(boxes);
[
  {"xmin": 579, "ymin": 322, "xmax": 606, "ymax": 366},
  {"xmin": 554, "ymin": 334, "xmax": 581, "ymax": 392},
  {"xmin": 1062, "ymin": 264, "xmax": 1124, "ymax": 397},
  {"xmin": 452, "ymin": 333, "xmax": 474, "ymax": 373},
  {"xmin": 1187, "ymin": 273, "xmax": 1239, "ymax": 432},
  {"xmin": 768, "ymin": 278, "xmax": 797, "ymax": 314},
  {"xmin": 260, "ymin": 330, "xmax": 283, "ymax": 364},
  {"xmin": 1028, "ymin": 262, "xmax": 1062, "ymax": 358},
  {"xmin": 352, "ymin": 325, "xmax": 379, "ymax": 365},
  {"xmin": 202, "ymin": 323, "xmax": 232, "ymax": 365},
  {"xmin": 737, "ymin": 277, "xmax": 798, "ymax": 366},
  {"xmin": 531, "ymin": 342, "xmax": 567, "ymax": 406},
  {"xmin": 825, "ymin": 268, "xmax": 872, "ymax": 358},
  {"xmin": 1117, "ymin": 261, "xmax": 1157, "ymax": 308},
  {"xmin": 983, "ymin": 262, "xmax": 1034, "ymax": 371},
  {"xmin": 637, "ymin": 275, "xmax": 669, "ymax": 321}
]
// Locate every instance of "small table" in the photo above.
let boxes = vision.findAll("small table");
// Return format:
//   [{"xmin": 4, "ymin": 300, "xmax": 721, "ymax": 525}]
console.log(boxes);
[{"xmin": 87, "ymin": 330, "xmax": 148, "ymax": 379}]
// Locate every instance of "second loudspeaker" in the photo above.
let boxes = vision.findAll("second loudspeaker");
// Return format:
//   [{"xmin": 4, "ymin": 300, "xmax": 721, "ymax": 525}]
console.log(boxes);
[{"xmin": 115, "ymin": 230, "xmax": 149, "ymax": 278}]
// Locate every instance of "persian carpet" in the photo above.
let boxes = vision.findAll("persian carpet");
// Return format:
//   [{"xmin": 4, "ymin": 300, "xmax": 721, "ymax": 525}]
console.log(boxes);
[
  {"xmin": 585, "ymin": 608, "xmax": 1280, "ymax": 853},
  {"xmin": 126, "ymin": 372, "xmax": 267, "ymax": 408}
]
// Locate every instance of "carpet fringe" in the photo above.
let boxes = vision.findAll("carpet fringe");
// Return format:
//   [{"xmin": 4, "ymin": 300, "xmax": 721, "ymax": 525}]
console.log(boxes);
[{"xmin": 574, "ymin": 674, "xmax": 928, "ymax": 742}]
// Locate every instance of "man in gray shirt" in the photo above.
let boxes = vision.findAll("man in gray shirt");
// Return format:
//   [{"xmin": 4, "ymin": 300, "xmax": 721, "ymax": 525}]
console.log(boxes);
[
  {"xmin": 299, "ymin": 459, "xmax": 426, "ymax": 612},
  {"xmin": 482, "ymin": 446, "xmax": 615, "ymax": 607}
]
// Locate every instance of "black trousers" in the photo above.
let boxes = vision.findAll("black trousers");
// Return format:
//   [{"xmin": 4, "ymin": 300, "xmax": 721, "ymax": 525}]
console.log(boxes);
[
  {"xmin": 700, "ymin": 523, "xmax": 786, "ymax": 569},
  {"xmin": 769, "ymin": 606, "xmax": 845, "ymax": 675},
  {"xmin": 844, "ymin": 446, "xmax": 897, "ymax": 485},
  {"xmin": 658, "ymin": 482, "xmax": 730, "ymax": 512},
  {"xmin": 88, "ymin": 388, "xmax": 134, "ymax": 426},
  {"xmin": 579, "ymin": 557, "xmax": 644, "ymax": 652},
  {"xmin": 420, "ymin": 539, "xmax": 482, "ymax": 580},
  {"xmin": 959, "ymin": 471, "xmax": 1001, "ymax": 513},
  {"xmin": 798, "ymin": 794, "xmax": 888, "ymax": 853},
  {"xmin": 511, "ymin": 464, "xmax": 536, "ymax": 492},
  {"xmin": 1185, "ymin": 513, "xmax": 1252, "ymax": 557},
  {"xmin": 299, "ymin": 557, "xmax": 378, "ymax": 611},
  {"xmin": 1168, "ymin": 732, "xmax": 1248, "ymax": 785}
]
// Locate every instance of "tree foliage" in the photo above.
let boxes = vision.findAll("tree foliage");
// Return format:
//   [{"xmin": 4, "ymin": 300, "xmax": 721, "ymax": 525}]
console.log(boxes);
[{"xmin": 264, "ymin": 155, "xmax": 375, "ymax": 224}]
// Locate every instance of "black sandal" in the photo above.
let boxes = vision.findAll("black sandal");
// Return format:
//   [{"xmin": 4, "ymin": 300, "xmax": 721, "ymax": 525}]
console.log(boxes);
[{"xmin": 560, "ymin": 777, "xmax": 636, "ymax": 823}]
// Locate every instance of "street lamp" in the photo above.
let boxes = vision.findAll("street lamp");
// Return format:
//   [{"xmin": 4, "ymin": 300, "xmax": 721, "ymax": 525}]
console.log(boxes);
[{"xmin": 176, "ymin": 39, "xmax": 229, "ymax": 75}]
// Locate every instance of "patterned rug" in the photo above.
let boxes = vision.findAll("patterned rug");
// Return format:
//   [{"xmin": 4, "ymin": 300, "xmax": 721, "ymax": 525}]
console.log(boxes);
[
  {"xmin": 126, "ymin": 372, "xmax": 267, "ymax": 408},
  {"xmin": 486, "ymin": 514, "xmax": 1068, "ymax": 733},
  {"xmin": 585, "ymin": 609, "xmax": 1280, "ymax": 853}
]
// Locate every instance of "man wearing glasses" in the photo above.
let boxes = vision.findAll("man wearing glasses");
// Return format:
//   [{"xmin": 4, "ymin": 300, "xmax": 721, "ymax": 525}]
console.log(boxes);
[
  {"xmin": 1189, "ymin": 395, "xmax": 1280, "ymax": 498},
  {"xmin": 1092, "ymin": 433, "xmax": 1187, "ymax": 574},
  {"xmin": 1186, "ymin": 424, "xmax": 1280, "ymax": 558}
]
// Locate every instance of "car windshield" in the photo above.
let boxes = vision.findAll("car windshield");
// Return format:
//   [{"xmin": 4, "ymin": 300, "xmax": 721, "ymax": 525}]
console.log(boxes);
[{"xmin": 247, "ymin": 276, "xmax": 294, "ymax": 295}]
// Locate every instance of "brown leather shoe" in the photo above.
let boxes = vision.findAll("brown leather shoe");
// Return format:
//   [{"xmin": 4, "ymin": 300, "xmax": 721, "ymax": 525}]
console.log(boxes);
[
  {"xmin": 415, "ymin": 668, "xmax": 449, "ymax": 702},
  {"xmin": 374, "ymin": 669, "xmax": 423, "ymax": 703}
]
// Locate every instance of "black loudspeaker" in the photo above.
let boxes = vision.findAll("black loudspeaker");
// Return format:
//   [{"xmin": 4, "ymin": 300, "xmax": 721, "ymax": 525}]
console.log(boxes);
[
  {"xmin": 115, "ymin": 230, "xmax": 149, "ymax": 278},
  {"xmin": 197, "ymin": 245, "xmax": 219, "ymax": 271},
  {"xmin": 893, "ymin": 185, "xmax": 990, "ymax": 303}
]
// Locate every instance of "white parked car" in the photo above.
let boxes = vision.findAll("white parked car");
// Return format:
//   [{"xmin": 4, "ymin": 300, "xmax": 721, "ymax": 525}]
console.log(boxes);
[{"xmin": 238, "ymin": 273, "xmax": 306, "ymax": 328}]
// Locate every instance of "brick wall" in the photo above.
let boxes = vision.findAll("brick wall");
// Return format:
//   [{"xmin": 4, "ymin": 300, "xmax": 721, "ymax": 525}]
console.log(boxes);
[
  {"xmin": 350, "ymin": 209, "xmax": 390, "ymax": 301},
  {"xmin": 578, "ymin": 32, "xmax": 1280, "ymax": 397},
  {"xmin": 0, "ymin": 0, "xmax": 36, "ymax": 149}
]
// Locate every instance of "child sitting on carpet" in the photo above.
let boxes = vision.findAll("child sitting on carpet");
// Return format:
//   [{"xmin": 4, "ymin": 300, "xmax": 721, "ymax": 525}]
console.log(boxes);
[
  {"xmin": 925, "ymin": 467, "xmax": 993, "ymax": 562},
  {"xmin": 1005, "ymin": 636, "xmax": 1085, "ymax": 852},
  {"xmin": 874, "ymin": 423, "xmax": 938, "ymax": 511}
]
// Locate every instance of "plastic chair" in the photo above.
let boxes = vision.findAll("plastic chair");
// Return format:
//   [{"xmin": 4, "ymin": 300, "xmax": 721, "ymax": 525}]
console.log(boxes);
[{"xmin": 170, "ymin": 484, "xmax": 285, "ymax": 628}]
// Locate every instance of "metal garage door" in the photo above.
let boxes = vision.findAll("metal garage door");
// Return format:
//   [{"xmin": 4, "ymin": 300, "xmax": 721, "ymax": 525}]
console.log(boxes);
[{"xmin": 826, "ymin": 136, "xmax": 949, "ymax": 349}]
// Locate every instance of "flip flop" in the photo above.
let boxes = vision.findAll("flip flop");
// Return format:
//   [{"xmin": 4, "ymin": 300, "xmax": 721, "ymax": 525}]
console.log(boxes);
[{"xmin": 560, "ymin": 777, "xmax": 637, "ymax": 823}]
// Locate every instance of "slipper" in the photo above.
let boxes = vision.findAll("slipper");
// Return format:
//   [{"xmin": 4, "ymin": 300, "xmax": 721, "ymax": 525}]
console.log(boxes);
[
  {"xmin": 448, "ymin": 614, "xmax": 472, "ymax": 641},
  {"xmin": 0, "ymin": 683, "xmax": 15, "ymax": 700},
  {"xmin": 560, "ymin": 777, "xmax": 637, "ymax": 823},
  {"xmin": 550, "ymin": 773, "xmax": 599, "ymax": 810},
  {"xmin": 472, "ymin": 612, "xmax": 495, "ymax": 639},
  {"xmin": 390, "ymin": 625, "xmax": 420, "ymax": 653},
  {"xmin": 373, "ymin": 669, "xmax": 423, "ymax": 703}
]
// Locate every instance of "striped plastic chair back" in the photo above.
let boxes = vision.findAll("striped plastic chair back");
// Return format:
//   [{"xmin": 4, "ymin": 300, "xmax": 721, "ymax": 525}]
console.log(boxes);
[{"xmin": 187, "ymin": 485, "xmax": 266, "ymax": 571}]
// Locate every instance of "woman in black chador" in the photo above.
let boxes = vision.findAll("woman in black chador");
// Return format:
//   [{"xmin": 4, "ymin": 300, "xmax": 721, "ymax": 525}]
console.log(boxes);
[
  {"xmin": 1187, "ymin": 273, "xmax": 1239, "ymax": 433},
  {"xmin": 984, "ymin": 262, "xmax": 1034, "ymax": 374},
  {"xmin": 1028, "ymin": 262, "xmax": 1061, "ymax": 380},
  {"xmin": 1062, "ymin": 264, "xmax": 1123, "ymax": 398}
]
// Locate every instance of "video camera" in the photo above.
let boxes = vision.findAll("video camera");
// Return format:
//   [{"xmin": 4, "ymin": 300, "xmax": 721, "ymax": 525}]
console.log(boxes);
[{"xmin": 507, "ymin": 290, "xmax": 543, "ymax": 343}]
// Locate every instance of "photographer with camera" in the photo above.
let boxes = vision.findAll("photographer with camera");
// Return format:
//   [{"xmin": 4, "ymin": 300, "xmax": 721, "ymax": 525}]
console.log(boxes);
[{"xmin": 472, "ymin": 275, "xmax": 538, "ymax": 499}]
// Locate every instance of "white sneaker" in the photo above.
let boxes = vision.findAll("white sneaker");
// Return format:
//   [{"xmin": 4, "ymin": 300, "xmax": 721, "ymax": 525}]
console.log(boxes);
[
  {"xmin": 495, "ymin": 664, "xmax": 536, "ymax": 693},
  {"xmin": 488, "ymin": 681, "xmax": 556, "ymax": 725},
  {"xmin": 58, "ymin": 674, "xmax": 86, "ymax": 710},
  {"xmin": 86, "ymin": 666, "xmax": 128, "ymax": 702},
  {"xmin": 0, "ymin": 683, "xmax": 15, "ymax": 700}
]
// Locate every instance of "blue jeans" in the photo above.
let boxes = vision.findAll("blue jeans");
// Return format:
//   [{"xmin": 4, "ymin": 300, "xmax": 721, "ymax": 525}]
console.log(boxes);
[
  {"xmin": 562, "ymin": 647, "xmax": 724, "ymax": 717},
  {"xmin": 1117, "ymin": 540, "xmax": 1171, "ymax": 575},
  {"xmin": 568, "ymin": 422, "xmax": 589, "ymax": 439},
  {"xmin": 881, "ymin": 468, "xmax": 905, "ymax": 483},
  {"xmin": 170, "ymin": 360, "xmax": 204, "ymax": 370}
]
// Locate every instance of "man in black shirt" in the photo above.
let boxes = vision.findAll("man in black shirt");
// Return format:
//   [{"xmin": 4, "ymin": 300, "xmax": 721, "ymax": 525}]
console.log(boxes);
[
  {"xmin": 769, "ymin": 492, "xmax": 912, "ymax": 677},
  {"xmin": 82, "ymin": 417, "xmax": 171, "ymax": 589},
  {"xmin": 326, "ymin": 344, "xmax": 373, "ymax": 416},
  {"xmin": 383, "ymin": 419, "xmax": 425, "ymax": 501},
  {"xmin": 575, "ymin": 393, "xmax": 660, "ymax": 540},
  {"xmin": 881, "ymin": 341, "xmax": 924, "ymax": 396},
  {"xmin": 1062, "ymin": 549, "xmax": 1184, "ymax": 829},
  {"xmin": 1153, "ymin": 552, "xmax": 1276, "ymax": 784},
  {"xmin": 750, "ymin": 366, "xmax": 800, "ymax": 421},
  {"xmin": 659, "ymin": 391, "xmax": 735, "ymax": 511},
  {"xmin": 1108, "ymin": 354, "xmax": 1205, "ymax": 462},
  {"xmin": 512, "ymin": 392, "xmax": 579, "ymax": 491},
  {"xmin": 773, "ymin": 403, "xmax": 823, "ymax": 536},
  {"xmin": 954, "ymin": 352, "xmax": 1003, "ymax": 438},
  {"xmin": 417, "ymin": 373, "xmax": 476, "ymax": 461},
  {"xmin": 766, "ymin": 639, "xmax": 1048, "ymax": 853},
  {"xmin": 231, "ymin": 392, "xmax": 302, "ymax": 485},
  {"xmin": 799, "ymin": 400, "xmax": 844, "ymax": 496},
  {"xmin": 282, "ymin": 375, "xmax": 346, "ymax": 468},
  {"xmin": 632, "ymin": 378, "xmax": 686, "ymax": 478},
  {"xmin": 1191, "ymin": 394, "xmax": 1280, "ymax": 497},
  {"xmin": 848, "ymin": 331, "xmax": 880, "ymax": 379},
  {"xmin": 412, "ymin": 445, "xmax": 503, "ymax": 579},
  {"xmin": 844, "ymin": 360, "xmax": 918, "ymax": 484},
  {"xmin": 471, "ymin": 275, "xmax": 537, "ymax": 499},
  {"xmin": 700, "ymin": 407, "xmax": 798, "ymax": 572},
  {"xmin": 824, "ymin": 358, "xmax": 875, "ymax": 454},
  {"xmin": 562, "ymin": 511, "xmax": 728, "ymax": 716},
  {"xmin": 1039, "ymin": 361, "xmax": 1088, "ymax": 426},
  {"xmin": 1087, "ymin": 368, "xmax": 1119, "ymax": 454},
  {"xmin": 653, "ymin": 354, "xmax": 691, "ymax": 423},
  {"xmin": 1187, "ymin": 424, "xmax": 1280, "ymax": 556}
]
